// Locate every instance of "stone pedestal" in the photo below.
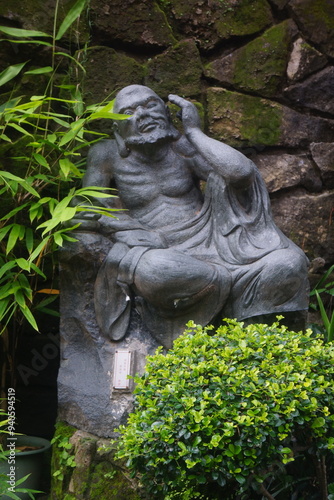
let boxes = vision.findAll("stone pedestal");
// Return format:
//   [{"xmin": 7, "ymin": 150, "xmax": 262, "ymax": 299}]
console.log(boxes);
[{"xmin": 57, "ymin": 232, "xmax": 159, "ymax": 437}]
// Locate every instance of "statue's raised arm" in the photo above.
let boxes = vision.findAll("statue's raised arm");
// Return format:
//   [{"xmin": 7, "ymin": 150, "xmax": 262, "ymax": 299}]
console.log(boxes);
[{"xmin": 168, "ymin": 94, "xmax": 255, "ymax": 187}]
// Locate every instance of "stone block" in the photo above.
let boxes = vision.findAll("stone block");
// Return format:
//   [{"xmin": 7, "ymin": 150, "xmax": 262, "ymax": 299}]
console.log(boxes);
[
  {"xmin": 284, "ymin": 66, "xmax": 334, "ymax": 115},
  {"xmin": 205, "ymin": 20, "xmax": 297, "ymax": 97},
  {"xmin": 145, "ymin": 39, "xmax": 202, "ymax": 98},
  {"xmin": 310, "ymin": 142, "xmax": 334, "ymax": 189},
  {"xmin": 289, "ymin": 0, "xmax": 334, "ymax": 57},
  {"xmin": 287, "ymin": 38, "xmax": 327, "ymax": 82},
  {"xmin": 157, "ymin": 0, "xmax": 273, "ymax": 50},
  {"xmin": 89, "ymin": 0, "xmax": 176, "ymax": 48},
  {"xmin": 206, "ymin": 87, "xmax": 334, "ymax": 148},
  {"xmin": 271, "ymin": 190, "xmax": 334, "ymax": 263},
  {"xmin": 254, "ymin": 152, "xmax": 322, "ymax": 193},
  {"xmin": 78, "ymin": 46, "xmax": 146, "ymax": 104}
]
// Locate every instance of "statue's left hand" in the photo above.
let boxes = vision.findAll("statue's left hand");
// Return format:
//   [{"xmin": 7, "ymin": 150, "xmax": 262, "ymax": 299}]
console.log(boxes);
[{"xmin": 168, "ymin": 94, "xmax": 201, "ymax": 133}]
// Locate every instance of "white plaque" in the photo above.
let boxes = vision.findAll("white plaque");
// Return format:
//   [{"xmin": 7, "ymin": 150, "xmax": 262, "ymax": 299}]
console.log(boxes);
[{"xmin": 113, "ymin": 350, "xmax": 132, "ymax": 389}]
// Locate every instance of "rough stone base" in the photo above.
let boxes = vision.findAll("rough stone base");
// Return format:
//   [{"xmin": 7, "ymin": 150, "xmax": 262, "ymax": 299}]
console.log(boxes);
[
  {"xmin": 58, "ymin": 232, "xmax": 160, "ymax": 437},
  {"xmin": 50, "ymin": 422, "xmax": 145, "ymax": 500}
]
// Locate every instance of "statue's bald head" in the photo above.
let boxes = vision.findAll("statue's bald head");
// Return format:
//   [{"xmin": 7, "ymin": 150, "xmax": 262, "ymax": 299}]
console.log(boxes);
[{"xmin": 114, "ymin": 85, "xmax": 164, "ymax": 114}]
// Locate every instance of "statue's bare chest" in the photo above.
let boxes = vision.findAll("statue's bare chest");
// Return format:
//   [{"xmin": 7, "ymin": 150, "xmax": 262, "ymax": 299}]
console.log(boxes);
[{"xmin": 113, "ymin": 154, "xmax": 196, "ymax": 209}]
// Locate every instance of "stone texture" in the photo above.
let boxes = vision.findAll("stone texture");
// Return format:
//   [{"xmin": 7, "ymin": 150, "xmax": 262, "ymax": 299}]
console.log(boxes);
[
  {"xmin": 57, "ymin": 232, "xmax": 160, "ymax": 437},
  {"xmin": 51, "ymin": 424, "xmax": 144, "ymax": 499},
  {"xmin": 79, "ymin": 47, "xmax": 146, "ymax": 104},
  {"xmin": 205, "ymin": 21, "xmax": 297, "ymax": 97},
  {"xmin": 145, "ymin": 39, "xmax": 202, "ymax": 98},
  {"xmin": 206, "ymin": 87, "xmax": 334, "ymax": 148},
  {"xmin": 284, "ymin": 66, "xmax": 334, "ymax": 115},
  {"xmin": 271, "ymin": 190, "xmax": 334, "ymax": 263},
  {"xmin": 89, "ymin": 0, "xmax": 176, "ymax": 48},
  {"xmin": 310, "ymin": 142, "xmax": 334, "ymax": 189},
  {"xmin": 158, "ymin": 0, "xmax": 273, "ymax": 50},
  {"xmin": 287, "ymin": 38, "xmax": 328, "ymax": 82},
  {"xmin": 269, "ymin": 0, "xmax": 289, "ymax": 8},
  {"xmin": 254, "ymin": 152, "xmax": 322, "ymax": 193},
  {"xmin": 289, "ymin": 0, "xmax": 334, "ymax": 57}
]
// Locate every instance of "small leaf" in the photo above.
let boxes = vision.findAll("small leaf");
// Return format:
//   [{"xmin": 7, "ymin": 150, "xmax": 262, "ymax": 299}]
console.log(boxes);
[
  {"xmin": 25, "ymin": 66, "xmax": 53, "ymax": 75},
  {"xmin": 6, "ymin": 224, "xmax": 21, "ymax": 254},
  {"xmin": 56, "ymin": 0, "xmax": 88, "ymax": 40},
  {"xmin": 0, "ymin": 26, "xmax": 50, "ymax": 38},
  {"xmin": 19, "ymin": 304, "xmax": 39, "ymax": 331},
  {"xmin": 0, "ymin": 62, "xmax": 28, "ymax": 87},
  {"xmin": 33, "ymin": 152, "xmax": 50, "ymax": 169}
]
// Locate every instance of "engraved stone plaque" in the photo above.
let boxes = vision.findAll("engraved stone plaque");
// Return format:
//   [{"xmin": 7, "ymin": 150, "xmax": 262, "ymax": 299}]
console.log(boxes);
[{"xmin": 113, "ymin": 350, "xmax": 132, "ymax": 389}]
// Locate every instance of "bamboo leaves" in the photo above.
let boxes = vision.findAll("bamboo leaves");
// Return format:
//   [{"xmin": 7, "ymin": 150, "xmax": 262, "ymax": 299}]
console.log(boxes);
[{"xmin": 0, "ymin": 0, "xmax": 124, "ymax": 334}]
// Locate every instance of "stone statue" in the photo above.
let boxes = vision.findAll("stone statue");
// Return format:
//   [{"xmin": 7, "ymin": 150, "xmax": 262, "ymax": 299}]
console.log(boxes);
[{"xmin": 76, "ymin": 84, "xmax": 309, "ymax": 348}]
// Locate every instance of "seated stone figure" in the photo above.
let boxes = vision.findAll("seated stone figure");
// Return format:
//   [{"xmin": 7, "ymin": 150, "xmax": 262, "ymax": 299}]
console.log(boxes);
[{"xmin": 78, "ymin": 84, "xmax": 309, "ymax": 348}]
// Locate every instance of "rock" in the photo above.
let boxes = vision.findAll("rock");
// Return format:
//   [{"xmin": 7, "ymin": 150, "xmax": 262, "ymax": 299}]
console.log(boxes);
[
  {"xmin": 287, "ymin": 37, "xmax": 328, "ymax": 82},
  {"xmin": 271, "ymin": 189, "xmax": 334, "ymax": 263},
  {"xmin": 284, "ymin": 66, "xmax": 334, "ymax": 115},
  {"xmin": 145, "ymin": 39, "xmax": 202, "ymax": 98},
  {"xmin": 205, "ymin": 21, "xmax": 297, "ymax": 97},
  {"xmin": 289, "ymin": 0, "xmax": 334, "ymax": 57},
  {"xmin": 254, "ymin": 152, "xmax": 322, "ymax": 193},
  {"xmin": 268, "ymin": 0, "xmax": 289, "ymax": 8},
  {"xmin": 89, "ymin": 0, "xmax": 176, "ymax": 48},
  {"xmin": 310, "ymin": 142, "xmax": 334, "ymax": 189},
  {"xmin": 51, "ymin": 424, "xmax": 143, "ymax": 499},
  {"xmin": 158, "ymin": 0, "xmax": 273, "ymax": 51},
  {"xmin": 79, "ymin": 46, "xmax": 146, "ymax": 104},
  {"xmin": 58, "ymin": 232, "xmax": 160, "ymax": 437},
  {"xmin": 206, "ymin": 87, "xmax": 334, "ymax": 148}
]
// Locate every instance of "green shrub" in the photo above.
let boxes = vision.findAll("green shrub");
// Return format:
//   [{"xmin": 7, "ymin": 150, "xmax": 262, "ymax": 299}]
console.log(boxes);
[{"xmin": 117, "ymin": 318, "xmax": 334, "ymax": 499}]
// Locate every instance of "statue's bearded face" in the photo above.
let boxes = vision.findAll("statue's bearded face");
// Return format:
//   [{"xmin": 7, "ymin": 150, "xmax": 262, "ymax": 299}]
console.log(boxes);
[{"xmin": 114, "ymin": 86, "xmax": 178, "ymax": 147}]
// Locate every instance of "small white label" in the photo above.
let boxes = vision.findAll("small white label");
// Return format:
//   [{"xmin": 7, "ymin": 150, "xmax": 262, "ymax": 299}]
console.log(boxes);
[{"xmin": 113, "ymin": 350, "xmax": 132, "ymax": 389}]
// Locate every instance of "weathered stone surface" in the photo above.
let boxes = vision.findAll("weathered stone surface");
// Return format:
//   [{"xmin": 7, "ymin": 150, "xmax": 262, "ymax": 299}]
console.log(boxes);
[
  {"xmin": 145, "ymin": 40, "xmax": 202, "ymax": 98},
  {"xmin": 51, "ymin": 424, "xmax": 144, "ymax": 499},
  {"xmin": 284, "ymin": 66, "xmax": 334, "ymax": 115},
  {"xmin": 206, "ymin": 87, "xmax": 334, "ymax": 148},
  {"xmin": 254, "ymin": 152, "xmax": 322, "ymax": 193},
  {"xmin": 271, "ymin": 189, "xmax": 334, "ymax": 263},
  {"xmin": 287, "ymin": 37, "xmax": 328, "ymax": 82},
  {"xmin": 58, "ymin": 232, "xmax": 160, "ymax": 437},
  {"xmin": 205, "ymin": 21, "xmax": 296, "ymax": 97},
  {"xmin": 158, "ymin": 0, "xmax": 273, "ymax": 50},
  {"xmin": 79, "ymin": 47, "xmax": 146, "ymax": 104},
  {"xmin": 89, "ymin": 0, "xmax": 176, "ymax": 48},
  {"xmin": 268, "ymin": 0, "xmax": 289, "ymax": 9},
  {"xmin": 289, "ymin": 0, "xmax": 334, "ymax": 57},
  {"xmin": 310, "ymin": 142, "xmax": 334, "ymax": 189}
]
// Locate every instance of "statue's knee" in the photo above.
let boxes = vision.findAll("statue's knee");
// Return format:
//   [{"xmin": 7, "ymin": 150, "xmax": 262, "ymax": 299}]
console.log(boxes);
[
  {"xmin": 261, "ymin": 249, "xmax": 308, "ymax": 301},
  {"xmin": 133, "ymin": 250, "xmax": 223, "ymax": 307}
]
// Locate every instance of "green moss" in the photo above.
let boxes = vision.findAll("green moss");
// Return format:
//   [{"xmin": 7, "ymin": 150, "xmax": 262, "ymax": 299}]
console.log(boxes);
[
  {"xmin": 207, "ymin": 88, "xmax": 283, "ymax": 148},
  {"xmin": 78, "ymin": 47, "xmax": 146, "ymax": 104},
  {"xmin": 214, "ymin": 0, "xmax": 273, "ymax": 39},
  {"xmin": 50, "ymin": 422, "xmax": 77, "ymax": 500},
  {"xmin": 233, "ymin": 21, "xmax": 293, "ymax": 97},
  {"xmin": 297, "ymin": 0, "xmax": 334, "ymax": 31},
  {"xmin": 146, "ymin": 40, "xmax": 202, "ymax": 98},
  {"xmin": 89, "ymin": 461, "xmax": 141, "ymax": 500}
]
